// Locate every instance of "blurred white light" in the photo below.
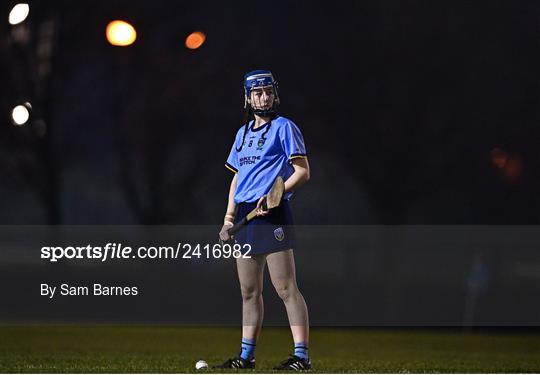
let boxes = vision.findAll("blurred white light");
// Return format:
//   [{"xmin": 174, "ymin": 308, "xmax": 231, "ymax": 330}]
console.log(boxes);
[
  {"xmin": 9, "ymin": 3, "xmax": 30, "ymax": 25},
  {"xmin": 106, "ymin": 20, "xmax": 137, "ymax": 46},
  {"xmin": 12, "ymin": 103, "xmax": 31, "ymax": 126}
]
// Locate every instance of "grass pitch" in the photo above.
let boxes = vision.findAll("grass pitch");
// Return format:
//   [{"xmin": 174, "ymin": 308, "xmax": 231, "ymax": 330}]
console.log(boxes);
[{"xmin": 0, "ymin": 326, "xmax": 539, "ymax": 373}]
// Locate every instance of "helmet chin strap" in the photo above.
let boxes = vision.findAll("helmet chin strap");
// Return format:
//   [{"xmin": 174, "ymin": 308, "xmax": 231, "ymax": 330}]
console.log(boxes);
[{"xmin": 253, "ymin": 107, "xmax": 277, "ymax": 117}]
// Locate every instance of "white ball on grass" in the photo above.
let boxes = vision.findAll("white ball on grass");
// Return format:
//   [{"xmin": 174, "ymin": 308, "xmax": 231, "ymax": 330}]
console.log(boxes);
[{"xmin": 195, "ymin": 360, "xmax": 208, "ymax": 370}]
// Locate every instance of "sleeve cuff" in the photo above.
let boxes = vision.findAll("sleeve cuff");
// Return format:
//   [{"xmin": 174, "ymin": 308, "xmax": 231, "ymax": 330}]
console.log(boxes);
[
  {"xmin": 288, "ymin": 153, "xmax": 307, "ymax": 162},
  {"xmin": 225, "ymin": 162, "xmax": 238, "ymax": 173}
]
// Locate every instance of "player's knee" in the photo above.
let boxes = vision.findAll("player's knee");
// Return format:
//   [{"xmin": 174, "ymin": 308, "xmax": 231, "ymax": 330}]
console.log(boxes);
[
  {"xmin": 274, "ymin": 282, "xmax": 298, "ymax": 302},
  {"xmin": 240, "ymin": 286, "xmax": 262, "ymax": 302}
]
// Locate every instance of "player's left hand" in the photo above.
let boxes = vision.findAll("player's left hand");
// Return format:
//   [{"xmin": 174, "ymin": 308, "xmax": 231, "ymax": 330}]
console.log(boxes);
[{"xmin": 255, "ymin": 195, "xmax": 270, "ymax": 217}]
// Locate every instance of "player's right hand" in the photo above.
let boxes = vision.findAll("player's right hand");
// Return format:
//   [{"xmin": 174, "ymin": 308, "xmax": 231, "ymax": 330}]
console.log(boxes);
[
  {"xmin": 219, "ymin": 222, "xmax": 234, "ymax": 242},
  {"xmin": 255, "ymin": 195, "xmax": 270, "ymax": 217}
]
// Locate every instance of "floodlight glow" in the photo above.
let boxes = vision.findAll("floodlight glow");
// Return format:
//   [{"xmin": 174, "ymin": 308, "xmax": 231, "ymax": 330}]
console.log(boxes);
[
  {"xmin": 12, "ymin": 103, "xmax": 31, "ymax": 125},
  {"xmin": 106, "ymin": 20, "xmax": 137, "ymax": 46},
  {"xmin": 185, "ymin": 31, "xmax": 206, "ymax": 50},
  {"xmin": 9, "ymin": 3, "xmax": 30, "ymax": 25}
]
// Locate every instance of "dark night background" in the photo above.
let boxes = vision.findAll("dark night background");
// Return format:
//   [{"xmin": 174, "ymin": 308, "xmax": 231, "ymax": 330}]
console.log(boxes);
[
  {"xmin": 0, "ymin": 0, "xmax": 539, "ymax": 225},
  {"xmin": 1, "ymin": 1, "xmax": 540, "ymax": 328}
]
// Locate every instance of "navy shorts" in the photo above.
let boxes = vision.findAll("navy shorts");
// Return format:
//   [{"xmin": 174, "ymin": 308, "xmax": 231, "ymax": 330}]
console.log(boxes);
[{"xmin": 234, "ymin": 200, "xmax": 295, "ymax": 255}]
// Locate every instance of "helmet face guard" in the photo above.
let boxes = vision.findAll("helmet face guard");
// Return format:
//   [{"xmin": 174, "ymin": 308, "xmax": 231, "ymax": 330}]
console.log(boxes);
[{"xmin": 243, "ymin": 70, "xmax": 280, "ymax": 117}]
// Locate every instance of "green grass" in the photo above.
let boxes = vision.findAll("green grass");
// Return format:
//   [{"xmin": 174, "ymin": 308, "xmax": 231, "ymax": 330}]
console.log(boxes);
[{"xmin": 0, "ymin": 326, "xmax": 539, "ymax": 373}]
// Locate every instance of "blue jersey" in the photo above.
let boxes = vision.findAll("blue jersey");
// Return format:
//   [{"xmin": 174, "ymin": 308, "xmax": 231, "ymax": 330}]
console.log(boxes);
[{"xmin": 225, "ymin": 116, "xmax": 307, "ymax": 204}]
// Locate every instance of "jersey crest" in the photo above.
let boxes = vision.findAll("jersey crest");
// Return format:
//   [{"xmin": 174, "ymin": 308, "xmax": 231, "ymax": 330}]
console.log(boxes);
[{"xmin": 256, "ymin": 137, "xmax": 266, "ymax": 150}]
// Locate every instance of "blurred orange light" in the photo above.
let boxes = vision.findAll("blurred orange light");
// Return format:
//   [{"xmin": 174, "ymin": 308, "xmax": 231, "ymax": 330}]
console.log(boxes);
[
  {"xmin": 106, "ymin": 20, "xmax": 137, "ymax": 46},
  {"xmin": 490, "ymin": 147, "xmax": 508, "ymax": 169},
  {"xmin": 185, "ymin": 31, "xmax": 206, "ymax": 50},
  {"xmin": 503, "ymin": 155, "xmax": 523, "ymax": 183}
]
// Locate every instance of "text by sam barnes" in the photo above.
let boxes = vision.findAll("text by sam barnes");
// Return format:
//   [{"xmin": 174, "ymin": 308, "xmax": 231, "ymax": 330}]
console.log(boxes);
[{"xmin": 41, "ymin": 283, "xmax": 138, "ymax": 298}]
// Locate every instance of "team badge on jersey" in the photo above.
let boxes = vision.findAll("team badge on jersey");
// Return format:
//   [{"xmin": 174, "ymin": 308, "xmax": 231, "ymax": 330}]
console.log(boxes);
[
  {"xmin": 256, "ymin": 138, "xmax": 266, "ymax": 150},
  {"xmin": 274, "ymin": 227, "xmax": 285, "ymax": 241}
]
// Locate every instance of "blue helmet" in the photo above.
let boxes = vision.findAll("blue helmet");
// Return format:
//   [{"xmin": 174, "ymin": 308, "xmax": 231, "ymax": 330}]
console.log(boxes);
[{"xmin": 243, "ymin": 70, "xmax": 280, "ymax": 116}]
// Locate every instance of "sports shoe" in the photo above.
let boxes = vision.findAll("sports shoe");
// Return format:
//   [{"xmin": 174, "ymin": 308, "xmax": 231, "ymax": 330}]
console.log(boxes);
[
  {"xmin": 273, "ymin": 355, "xmax": 311, "ymax": 371},
  {"xmin": 213, "ymin": 356, "xmax": 255, "ymax": 369}
]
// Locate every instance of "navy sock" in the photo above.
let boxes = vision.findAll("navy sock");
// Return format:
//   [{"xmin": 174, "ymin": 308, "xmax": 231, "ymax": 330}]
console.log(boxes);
[
  {"xmin": 240, "ymin": 338, "xmax": 256, "ymax": 360},
  {"xmin": 294, "ymin": 342, "xmax": 309, "ymax": 360}
]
